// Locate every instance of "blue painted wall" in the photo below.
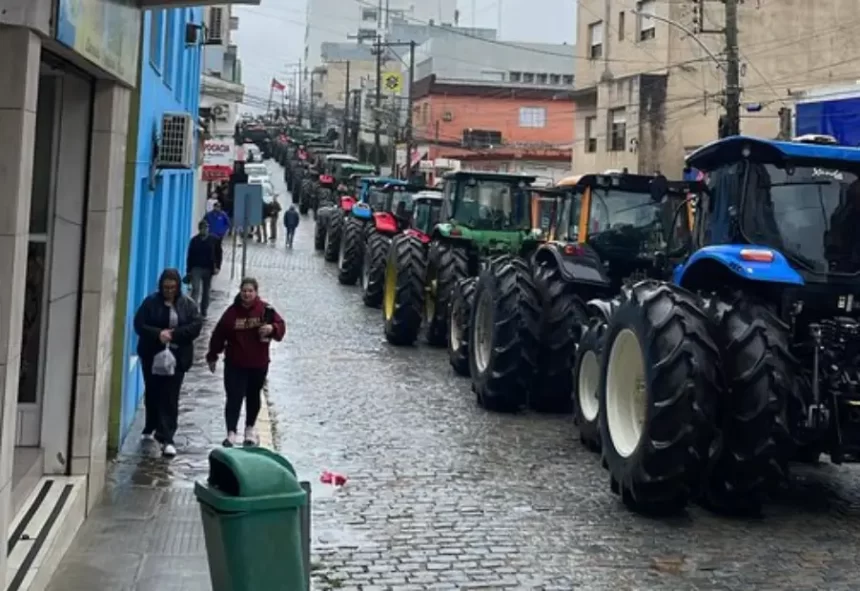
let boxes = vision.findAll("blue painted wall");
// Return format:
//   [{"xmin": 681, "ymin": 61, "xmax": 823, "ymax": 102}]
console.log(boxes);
[{"xmin": 119, "ymin": 7, "xmax": 203, "ymax": 443}]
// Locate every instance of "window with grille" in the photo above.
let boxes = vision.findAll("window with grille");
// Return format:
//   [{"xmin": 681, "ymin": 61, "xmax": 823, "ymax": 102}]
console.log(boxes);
[
  {"xmin": 158, "ymin": 114, "xmax": 193, "ymax": 167},
  {"xmin": 523, "ymin": 72, "xmax": 534, "ymax": 83},
  {"xmin": 588, "ymin": 21, "xmax": 603, "ymax": 59},
  {"xmin": 563, "ymin": 74, "xmax": 574, "ymax": 85},
  {"xmin": 519, "ymin": 107, "xmax": 547, "ymax": 128},
  {"xmin": 550, "ymin": 74, "xmax": 561, "ymax": 85},
  {"xmin": 510, "ymin": 71, "xmax": 522, "ymax": 82},
  {"xmin": 208, "ymin": 7, "xmax": 223, "ymax": 42},
  {"xmin": 637, "ymin": 0, "xmax": 656, "ymax": 41},
  {"xmin": 463, "ymin": 129, "xmax": 502, "ymax": 148},
  {"xmin": 362, "ymin": 8, "xmax": 378, "ymax": 22},
  {"xmin": 584, "ymin": 116, "xmax": 597, "ymax": 153},
  {"xmin": 608, "ymin": 108, "xmax": 626, "ymax": 151}
]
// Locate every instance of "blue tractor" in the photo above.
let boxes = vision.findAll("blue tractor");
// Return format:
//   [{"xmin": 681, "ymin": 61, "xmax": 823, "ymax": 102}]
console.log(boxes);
[{"xmin": 591, "ymin": 135, "xmax": 860, "ymax": 516}]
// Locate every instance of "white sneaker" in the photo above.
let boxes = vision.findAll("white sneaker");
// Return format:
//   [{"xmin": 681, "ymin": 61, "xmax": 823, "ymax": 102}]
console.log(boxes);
[
  {"xmin": 162, "ymin": 444, "xmax": 177, "ymax": 457},
  {"xmin": 243, "ymin": 427, "xmax": 258, "ymax": 447}
]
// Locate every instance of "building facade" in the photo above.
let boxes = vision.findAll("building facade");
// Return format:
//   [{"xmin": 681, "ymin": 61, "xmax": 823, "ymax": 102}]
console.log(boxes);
[
  {"xmin": 572, "ymin": 0, "xmax": 860, "ymax": 176},
  {"xmin": 110, "ymin": 8, "xmax": 204, "ymax": 454}
]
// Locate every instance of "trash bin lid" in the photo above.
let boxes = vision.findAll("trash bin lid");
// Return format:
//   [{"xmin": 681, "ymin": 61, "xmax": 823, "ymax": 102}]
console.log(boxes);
[{"xmin": 195, "ymin": 448, "xmax": 307, "ymax": 513}]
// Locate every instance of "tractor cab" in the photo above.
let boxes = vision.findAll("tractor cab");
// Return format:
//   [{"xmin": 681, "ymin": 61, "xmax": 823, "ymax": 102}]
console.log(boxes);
[
  {"xmin": 337, "ymin": 164, "xmax": 376, "ymax": 193},
  {"xmin": 372, "ymin": 183, "xmax": 439, "ymax": 236},
  {"xmin": 407, "ymin": 191, "xmax": 444, "ymax": 242},
  {"xmin": 323, "ymin": 153, "xmax": 358, "ymax": 177},
  {"xmin": 530, "ymin": 187, "xmax": 572, "ymax": 241}
]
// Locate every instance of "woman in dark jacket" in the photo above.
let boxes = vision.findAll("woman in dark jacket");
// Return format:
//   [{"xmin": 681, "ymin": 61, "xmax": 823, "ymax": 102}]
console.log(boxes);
[
  {"xmin": 206, "ymin": 277, "xmax": 285, "ymax": 447},
  {"xmin": 134, "ymin": 268, "xmax": 203, "ymax": 457}
]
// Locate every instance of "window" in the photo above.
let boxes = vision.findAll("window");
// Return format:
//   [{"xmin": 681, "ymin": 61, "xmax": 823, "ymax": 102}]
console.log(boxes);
[
  {"xmin": 150, "ymin": 10, "xmax": 164, "ymax": 70},
  {"xmin": 523, "ymin": 72, "xmax": 534, "ymax": 83},
  {"xmin": 637, "ymin": 0, "xmax": 656, "ymax": 41},
  {"xmin": 357, "ymin": 28, "xmax": 376, "ymax": 40},
  {"xmin": 164, "ymin": 9, "xmax": 176, "ymax": 86},
  {"xmin": 618, "ymin": 11, "xmax": 625, "ymax": 40},
  {"xmin": 463, "ymin": 129, "xmax": 502, "ymax": 148},
  {"xmin": 588, "ymin": 21, "xmax": 603, "ymax": 59},
  {"xmin": 207, "ymin": 6, "xmax": 223, "ymax": 43},
  {"xmin": 536, "ymin": 73, "xmax": 548, "ymax": 84},
  {"xmin": 519, "ymin": 107, "xmax": 547, "ymax": 128},
  {"xmin": 550, "ymin": 74, "xmax": 561, "ymax": 85},
  {"xmin": 609, "ymin": 108, "xmax": 626, "ymax": 151},
  {"xmin": 584, "ymin": 116, "xmax": 597, "ymax": 152},
  {"xmin": 361, "ymin": 8, "xmax": 378, "ymax": 22},
  {"xmin": 563, "ymin": 74, "xmax": 574, "ymax": 85},
  {"xmin": 509, "ymin": 71, "xmax": 522, "ymax": 82}
]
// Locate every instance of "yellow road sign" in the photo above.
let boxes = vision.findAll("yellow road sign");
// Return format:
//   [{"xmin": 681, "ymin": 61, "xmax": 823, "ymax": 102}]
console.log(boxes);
[{"xmin": 382, "ymin": 71, "xmax": 403, "ymax": 94}]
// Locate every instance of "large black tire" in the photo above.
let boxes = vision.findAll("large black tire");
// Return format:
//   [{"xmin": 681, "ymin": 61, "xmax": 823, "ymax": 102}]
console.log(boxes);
[
  {"xmin": 469, "ymin": 256, "xmax": 541, "ymax": 412},
  {"xmin": 299, "ymin": 180, "xmax": 314, "ymax": 215},
  {"xmin": 448, "ymin": 277, "xmax": 477, "ymax": 377},
  {"xmin": 323, "ymin": 211, "xmax": 344, "ymax": 262},
  {"xmin": 572, "ymin": 318, "xmax": 607, "ymax": 452},
  {"xmin": 598, "ymin": 280, "xmax": 720, "ymax": 515},
  {"xmin": 383, "ymin": 235, "xmax": 428, "ymax": 346},
  {"xmin": 361, "ymin": 230, "xmax": 391, "ymax": 307},
  {"xmin": 531, "ymin": 264, "xmax": 589, "ymax": 413},
  {"xmin": 425, "ymin": 244, "xmax": 469, "ymax": 347},
  {"xmin": 704, "ymin": 293, "xmax": 800, "ymax": 514},
  {"xmin": 337, "ymin": 217, "xmax": 365, "ymax": 285},
  {"xmin": 314, "ymin": 208, "xmax": 331, "ymax": 251}
]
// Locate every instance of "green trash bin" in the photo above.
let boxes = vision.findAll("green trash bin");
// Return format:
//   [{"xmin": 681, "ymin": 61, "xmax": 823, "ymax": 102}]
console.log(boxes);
[{"xmin": 194, "ymin": 447, "xmax": 307, "ymax": 591}]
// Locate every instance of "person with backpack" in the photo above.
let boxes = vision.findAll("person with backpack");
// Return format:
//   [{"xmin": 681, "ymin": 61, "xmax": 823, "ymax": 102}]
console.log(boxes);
[{"xmin": 206, "ymin": 277, "xmax": 286, "ymax": 447}]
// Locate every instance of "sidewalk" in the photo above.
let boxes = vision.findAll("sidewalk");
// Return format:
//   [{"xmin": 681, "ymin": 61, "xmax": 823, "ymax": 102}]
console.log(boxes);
[{"xmin": 45, "ymin": 285, "xmax": 276, "ymax": 591}]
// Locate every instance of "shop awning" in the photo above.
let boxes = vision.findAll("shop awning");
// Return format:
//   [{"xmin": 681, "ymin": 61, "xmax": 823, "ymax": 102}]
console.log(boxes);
[{"xmin": 138, "ymin": 0, "xmax": 260, "ymax": 7}]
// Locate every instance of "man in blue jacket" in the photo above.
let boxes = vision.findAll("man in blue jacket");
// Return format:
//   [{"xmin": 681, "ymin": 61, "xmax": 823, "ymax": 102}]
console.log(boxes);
[
  {"xmin": 186, "ymin": 221, "xmax": 223, "ymax": 317},
  {"xmin": 283, "ymin": 204, "xmax": 300, "ymax": 248},
  {"xmin": 204, "ymin": 201, "xmax": 231, "ymax": 241}
]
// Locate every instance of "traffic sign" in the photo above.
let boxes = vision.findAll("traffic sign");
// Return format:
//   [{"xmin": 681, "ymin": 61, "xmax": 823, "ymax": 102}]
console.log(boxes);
[
  {"xmin": 382, "ymin": 71, "xmax": 403, "ymax": 94},
  {"xmin": 234, "ymin": 183, "xmax": 264, "ymax": 227}
]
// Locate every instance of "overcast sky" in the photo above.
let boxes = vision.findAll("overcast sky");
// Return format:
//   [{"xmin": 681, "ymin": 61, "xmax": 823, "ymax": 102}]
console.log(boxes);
[{"xmin": 233, "ymin": 0, "xmax": 576, "ymax": 112}]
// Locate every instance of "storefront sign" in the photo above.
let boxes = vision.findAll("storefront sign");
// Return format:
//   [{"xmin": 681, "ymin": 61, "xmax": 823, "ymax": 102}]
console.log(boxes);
[
  {"xmin": 202, "ymin": 140, "xmax": 234, "ymax": 181},
  {"xmin": 55, "ymin": 0, "xmax": 141, "ymax": 87}
]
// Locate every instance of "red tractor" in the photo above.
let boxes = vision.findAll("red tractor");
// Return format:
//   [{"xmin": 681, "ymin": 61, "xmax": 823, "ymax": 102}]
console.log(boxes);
[{"xmin": 358, "ymin": 187, "xmax": 443, "ymax": 307}]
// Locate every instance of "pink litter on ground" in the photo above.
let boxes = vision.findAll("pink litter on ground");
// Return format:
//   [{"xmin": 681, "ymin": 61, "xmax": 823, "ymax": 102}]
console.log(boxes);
[{"xmin": 320, "ymin": 470, "xmax": 348, "ymax": 486}]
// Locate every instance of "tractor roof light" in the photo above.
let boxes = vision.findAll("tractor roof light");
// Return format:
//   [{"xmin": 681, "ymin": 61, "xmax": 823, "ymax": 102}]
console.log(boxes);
[{"xmin": 740, "ymin": 248, "xmax": 774, "ymax": 263}]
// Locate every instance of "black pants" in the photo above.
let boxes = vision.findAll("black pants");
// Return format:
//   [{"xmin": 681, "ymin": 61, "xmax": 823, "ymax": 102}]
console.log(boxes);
[
  {"xmin": 286, "ymin": 227, "xmax": 296, "ymax": 247},
  {"xmin": 224, "ymin": 363, "xmax": 268, "ymax": 432},
  {"xmin": 141, "ymin": 358, "xmax": 185, "ymax": 445}
]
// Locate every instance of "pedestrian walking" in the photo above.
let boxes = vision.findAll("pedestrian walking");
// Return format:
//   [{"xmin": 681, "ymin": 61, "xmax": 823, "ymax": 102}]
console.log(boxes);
[
  {"xmin": 268, "ymin": 195, "xmax": 283, "ymax": 243},
  {"xmin": 133, "ymin": 269, "xmax": 203, "ymax": 457},
  {"xmin": 185, "ymin": 220, "xmax": 222, "ymax": 317},
  {"xmin": 284, "ymin": 204, "xmax": 300, "ymax": 248},
  {"xmin": 206, "ymin": 278, "xmax": 286, "ymax": 447},
  {"xmin": 204, "ymin": 201, "xmax": 231, "ymax": 241}
]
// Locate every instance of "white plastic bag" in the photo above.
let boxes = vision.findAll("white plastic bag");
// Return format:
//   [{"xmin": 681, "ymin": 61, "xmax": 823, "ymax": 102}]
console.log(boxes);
[{"xmin": 152, "ymin": 347, "xmax": 177, "ymax": 376}]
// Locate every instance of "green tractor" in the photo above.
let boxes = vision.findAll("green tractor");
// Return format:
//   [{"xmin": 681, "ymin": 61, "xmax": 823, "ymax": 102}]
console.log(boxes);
[{"xmin": 382, "ymin": 171, "xmax": 539, "ymax": 348}]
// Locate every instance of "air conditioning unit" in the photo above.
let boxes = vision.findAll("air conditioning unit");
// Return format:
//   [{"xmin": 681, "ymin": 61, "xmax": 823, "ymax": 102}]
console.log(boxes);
[
  {"xmin": 442, "ymin": 111, "xmax": 453, "ymax": 122},
  {"xmin": 156, "ymin": 113, "xmax": 195, "ymax": 169},
  {"xmin": 206, "ymin": 7, "xmax": 224, "ymax": 44},
  {"xmin": 212, "ymin": 103, "xmax": 230, "ymax": 121}
]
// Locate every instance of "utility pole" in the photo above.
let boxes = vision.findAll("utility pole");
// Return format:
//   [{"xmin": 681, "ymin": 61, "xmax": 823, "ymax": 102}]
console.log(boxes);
[
  {"xmin": 309, "ymin": 73, "xmax": 315, "ymax": 130},
  {"xmin": 404, "ymin": 41, "xmax": 416, "ymax": 181},
  {"xmin": 343, "ymin": 61, "xmax": 351, "ymax": 153},
  {"xmin": 297, "ymin": 59, "xmax": 303, "ymax": 124},
  {"xmin": 723, "ymin": 0, "xmax": 741, "ymax": 137},
  {"xmin": 374, "ymin": 35, "xmax": 383, "ymax": 173}
]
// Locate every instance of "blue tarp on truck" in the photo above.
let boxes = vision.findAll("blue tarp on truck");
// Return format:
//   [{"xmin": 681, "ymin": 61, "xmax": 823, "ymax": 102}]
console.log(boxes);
[{"xmin": 795, "ymin": 93, "xmax": 860, "ymax": 146}]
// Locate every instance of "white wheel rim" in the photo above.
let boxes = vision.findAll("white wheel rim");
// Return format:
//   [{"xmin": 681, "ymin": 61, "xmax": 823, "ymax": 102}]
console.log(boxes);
[
  {"xmin": 577, "ymin": 350, "xmax": 600, "ymax": 422},
  {"xmin": 605, "ymin": 328, "xmax": 646, "ymax": 458},
  {"xmin": 449, "ymin": 297, "xmax": 462, "ymax": 352},
  {"xmin": 324, "ymin": 228, "xmax": 330, "ymax": 250},
  {"xmin": 361, "ymin": 250, "xmax": 370, "ymax": 290},
  {"xmin": 473, "ymin": 291, "xmax": 493, "ymax": 373}
]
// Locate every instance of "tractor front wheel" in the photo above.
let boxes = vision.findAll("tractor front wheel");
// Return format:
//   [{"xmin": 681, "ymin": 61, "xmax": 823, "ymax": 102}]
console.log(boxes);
[
  {"xmin": 531, "ymin": 264, "xmax": 589, "ymax": 413},
  {"xmin": 448, "ymin": 277, "xmax": 477, "ymax": 376},
  {"xmin": 425, "ymin": 244, "xmax": 469, "ymax": 347},
  {"xmin": 572, "ymin": 318, "xmax": 607, "ymax": 452},
  {"xmin": 338, "ymin": 217, "xmax": 365, "ymax": 285},
  {"xmin": 469, "ymin": 256, "xmax": 541, "ymax": 412},
  {"xmin": 703, "ymin": 294, "xmax": 800, "ymax": 514},
  {"xmin": 599, "ymin": 280, "xmax": 720, "ymax": 515},
  {"xmin": 323, "ymin": 212, "xmax": 344, "ymax": 262},
  {"xmin": 361, "ymin": 230, "xmax": 391, "ymax": 307},
  {"xmin": 383, "ymin": 235, "xmax": 428, "ymax": 346}
]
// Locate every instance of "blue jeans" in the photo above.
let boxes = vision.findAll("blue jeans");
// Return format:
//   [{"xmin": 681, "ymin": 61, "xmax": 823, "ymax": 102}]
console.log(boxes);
[{"xmin": 190, "ymin": 267, "xmax": 212, "ymax": 315}]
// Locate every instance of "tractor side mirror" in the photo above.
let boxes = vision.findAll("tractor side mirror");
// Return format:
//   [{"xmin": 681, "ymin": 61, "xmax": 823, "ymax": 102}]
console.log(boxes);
[{"xmin": 650, "ymin": 174, "xmax": 669, "ymax": 201}]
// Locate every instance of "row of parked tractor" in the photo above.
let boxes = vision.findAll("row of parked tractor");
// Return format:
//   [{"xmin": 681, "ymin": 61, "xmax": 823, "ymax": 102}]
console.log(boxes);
[{"xmin": 274, "ymin": 130, "xmax": 860, "ymax": 519}]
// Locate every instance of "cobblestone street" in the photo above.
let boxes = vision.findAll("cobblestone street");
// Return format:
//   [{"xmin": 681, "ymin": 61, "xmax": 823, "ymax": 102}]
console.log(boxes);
[{"xmin": 258, "ymin": 162, "xmax": 860, "ymax": 590}]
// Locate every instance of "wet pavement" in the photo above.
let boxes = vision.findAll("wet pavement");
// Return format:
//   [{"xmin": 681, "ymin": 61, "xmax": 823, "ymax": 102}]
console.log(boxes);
[{"xmin": 47, "ymin": 161, "xmax": 860, "ymax": 590}]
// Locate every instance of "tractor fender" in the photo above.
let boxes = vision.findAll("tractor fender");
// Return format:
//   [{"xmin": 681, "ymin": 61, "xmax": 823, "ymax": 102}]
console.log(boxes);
[
  {"xmin": 404, "ymin": 228, "xmax": 430, "ymax": 244},
  {"xmin": 585, "ymin": 298, "xmax": 616, "ymax": 324},
  {"xmin": 373, "ymin": 212, "xmax": 398, "ymax": 234},
  {"xmin": 673, "ymin": 244, "xmax": 805, "ymax": 288},
  {"xmin": 340, "ymin": 196, "xmax": 356, "ymax": 212},
  {"xmin": 533, "ymin": 243, "xmax": 612, "ymax": 289}
]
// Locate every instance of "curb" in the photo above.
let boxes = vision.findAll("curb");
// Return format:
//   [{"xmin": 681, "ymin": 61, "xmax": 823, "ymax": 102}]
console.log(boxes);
[{"xmin": 257, "ymin": 388, "xmax": 276, "ymax": 450}]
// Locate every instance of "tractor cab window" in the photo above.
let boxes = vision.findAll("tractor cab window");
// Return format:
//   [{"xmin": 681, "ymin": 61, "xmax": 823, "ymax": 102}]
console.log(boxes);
[
  {"xmin": 741, "ymin": 162, "xmax": 860, "ymax": 272},
  {"xmin": 386, "ymin": 189, "xmax": 416, "ymax": 217},
  {"xmin": 588, "ymin": 188, "xmax": 688, "ymax": 249},
  {"xmin": 367, "ymin": 188, "xmax": 386, "ymax": 209},
  {"xmin": 413, "ymin": 202, "xmax": 441, "ymax": 233},
  {"xmin": 557, "ymin": 194, "xmax": 582, "ymax": 241},
  {"xmin": 455, "ymin": 180, "xmax": 531, "ymax": 230}
]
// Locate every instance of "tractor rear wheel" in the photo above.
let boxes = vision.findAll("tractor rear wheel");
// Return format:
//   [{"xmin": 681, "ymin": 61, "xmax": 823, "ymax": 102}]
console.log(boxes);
[
  {"xmin": 448, "ymin": 277, "xmax": 477, "ymax": 376},
  {"xmin": 531, "ymin": 264, "xmax": 589, "ymax": 413},
  {"xmin": 469, "ymin": 256, "xmax": 541, "ymax": 412},
  {"xmin": 314, "ymin": 209, "xmax": 330, "ymax": 251},
  {"xmin": 425, "ymin": 244, "xmax": 469, "ymax": 347},
  {"xmin": 599, "ymin": 280, "xmax": 720, "ymax": 514},
  {"xmin": 299, "ymin": 181, "xmax": 313, "ymax": 215},
  {"xmin": 338, "ymin": 217, "xmax": 365, "ymax": 285},
  {"xmin": 383, "ymin": 235, "xmax": 428, "ymax": 346},
  {"xmin": 703, "ymin": 294, "xmax": 800, "ymax": 514},
  {"xmin": 361, "ymin": 230, "xmax": 391, "ymax": 307},
  {"xmin": 323, "ymin": 211, "xmax": 344, "ymax": 262},
  {"xmin": 572, "ymin": 318, "xmax": 607, "ymax": 452}
]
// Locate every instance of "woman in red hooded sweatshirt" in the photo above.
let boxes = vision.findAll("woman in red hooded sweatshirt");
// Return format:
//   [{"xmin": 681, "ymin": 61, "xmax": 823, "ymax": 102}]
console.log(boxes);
[{"xmin": 206, "ymin": 277, "xmax": 286, "ymax": 446}]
